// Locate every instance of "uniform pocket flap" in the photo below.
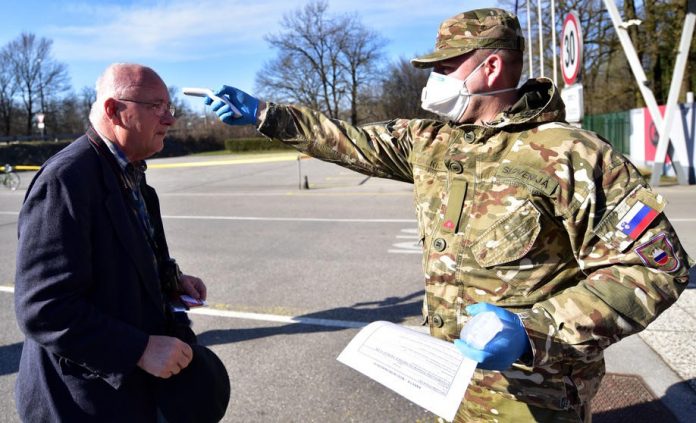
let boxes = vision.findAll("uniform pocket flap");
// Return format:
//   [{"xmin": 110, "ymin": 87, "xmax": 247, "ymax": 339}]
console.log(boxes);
[{"xmin": 471, "ymin": 200, "xmax": 541, "ymax": 268}]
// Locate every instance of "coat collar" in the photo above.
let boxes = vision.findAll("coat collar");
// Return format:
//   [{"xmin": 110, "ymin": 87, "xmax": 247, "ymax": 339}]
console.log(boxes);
[{"xmin": 85, "ymin": 130, "xmax": 164, "ymax": 311}]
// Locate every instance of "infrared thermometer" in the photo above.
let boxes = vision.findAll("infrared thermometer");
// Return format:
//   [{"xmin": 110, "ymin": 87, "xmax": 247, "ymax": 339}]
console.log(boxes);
[{"xmin": 182, "ymin": 87, "xmax": 242, "ymax": 117}]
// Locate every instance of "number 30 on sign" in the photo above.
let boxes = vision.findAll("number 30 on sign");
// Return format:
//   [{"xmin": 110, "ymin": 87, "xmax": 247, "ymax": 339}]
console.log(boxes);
[{"xmin": 561, "ymin": 11, "xmax": 583, "ymax": 86}]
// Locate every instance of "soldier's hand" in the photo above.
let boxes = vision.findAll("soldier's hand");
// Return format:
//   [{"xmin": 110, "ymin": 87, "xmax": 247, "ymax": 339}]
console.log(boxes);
[
  {"xmin": 454, "ymin": 303, "xmax": 531, "ymax": 371},
  {"xmin": 204, "ymin": 85, "xmax": 260, "ymax": 126},
  {"xmin": 137, "ymin": 335, "xmax": 193, "ymax": 378}
]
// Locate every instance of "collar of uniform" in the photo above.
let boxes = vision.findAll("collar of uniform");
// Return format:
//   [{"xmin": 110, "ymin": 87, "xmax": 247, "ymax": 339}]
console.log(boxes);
[
  {"xmin": 483, "ymin": 77, "xmax": 564, "ymax": 129},
  {"xmin": 449, "ymin": 123, "xmax": 499, "ymax": 144}
]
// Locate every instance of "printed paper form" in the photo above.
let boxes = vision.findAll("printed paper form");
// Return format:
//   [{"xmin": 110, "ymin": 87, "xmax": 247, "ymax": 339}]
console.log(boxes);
[{"xmin": 337, "ymin": 321, "xmax": 476, "ymax": 421}]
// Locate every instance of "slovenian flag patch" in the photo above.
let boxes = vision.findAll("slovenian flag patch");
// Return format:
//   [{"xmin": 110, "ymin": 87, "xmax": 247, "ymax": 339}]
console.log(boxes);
[{"xmin": 616, "ymin": 201, "xmax": 659, "ymax": 239}]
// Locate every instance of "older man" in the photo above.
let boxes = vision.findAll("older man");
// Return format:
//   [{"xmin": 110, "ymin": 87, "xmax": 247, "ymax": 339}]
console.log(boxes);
[
  {"xmin": 202, "ymin": 8, "xmax": 693, "ymax": 423},
  {"xmin": 14, "ymin": 63, "xmax": 207, "ymax": 421}
]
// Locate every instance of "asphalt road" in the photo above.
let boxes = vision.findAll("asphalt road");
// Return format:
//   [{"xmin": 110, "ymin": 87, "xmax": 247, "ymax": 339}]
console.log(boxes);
[
  {"xmin": 0, "ymin": 153, "xmax": 435, "ymax": 422},
  {"xmin": 0, "ymin": 151, "xmax": 694, "ymax": 423}
]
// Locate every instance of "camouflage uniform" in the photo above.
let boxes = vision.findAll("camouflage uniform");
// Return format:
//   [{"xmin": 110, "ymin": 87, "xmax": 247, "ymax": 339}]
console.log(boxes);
[{"xmin": 256, "ymin": 8, "xmax": 694, "ymax": 423}]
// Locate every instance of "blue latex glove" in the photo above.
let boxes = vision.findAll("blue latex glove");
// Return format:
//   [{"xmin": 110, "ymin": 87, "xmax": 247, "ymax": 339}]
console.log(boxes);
[
  {"xmin": 204, "ymin": 85, "xmax": 259, "ymax": 126},
  {"xmin": 453, "ymin": 303, "xmax": 531, "ymax": 371}
]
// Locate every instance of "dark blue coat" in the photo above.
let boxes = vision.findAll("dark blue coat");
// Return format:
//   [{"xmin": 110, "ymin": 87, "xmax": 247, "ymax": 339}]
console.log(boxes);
[{"xmin": 14, "ymin": 133, "xmax": 169, "ymax": 422}]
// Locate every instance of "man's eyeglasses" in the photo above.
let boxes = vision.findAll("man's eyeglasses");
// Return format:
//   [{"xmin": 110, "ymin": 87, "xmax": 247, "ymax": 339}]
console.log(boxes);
[{"xmin": 119, "ymin": 98, "xmax": 176, "ymax": 117}]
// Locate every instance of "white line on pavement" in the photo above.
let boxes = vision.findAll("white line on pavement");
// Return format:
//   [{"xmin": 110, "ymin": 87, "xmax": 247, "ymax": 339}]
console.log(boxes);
[
  {"xmin": 0, "ymin": 211, "xmax": 415, "ymax": 223},
  {"xmin": 3, "ymin": 209, "xmax": 695, "ymax": 223},
  {"xmin": 158, "ymin": 191, "xmax": 411, "ymax": 197},
  {"xmin": 162, "ymin": 215, "xmax": 416, "ymax": 223},
  {"xmin": 187, "ymin": 308, "xmax": 367, "ymax": 329},
  {"xmin": 0, "ymin": 285, "xmax": 368, "ymax": 329}
]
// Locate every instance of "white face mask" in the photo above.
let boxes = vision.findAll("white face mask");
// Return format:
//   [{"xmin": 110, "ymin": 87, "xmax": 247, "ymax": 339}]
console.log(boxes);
[{"xmin": 420, "ymin": 51, "xmax": 516, "ymax": 122}]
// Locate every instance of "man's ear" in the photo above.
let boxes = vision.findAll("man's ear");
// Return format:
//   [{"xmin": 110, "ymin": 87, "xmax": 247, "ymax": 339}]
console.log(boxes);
[
  {"xmin": 104, "ymin": 98, "xmax": 122, "ymax": 124},
  {"xmin": 484, "ymin": 53, "xmax": 503, "ymax": 86}
]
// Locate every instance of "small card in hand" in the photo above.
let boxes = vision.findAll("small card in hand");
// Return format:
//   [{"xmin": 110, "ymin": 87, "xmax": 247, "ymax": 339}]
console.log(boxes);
[{"xmin": 180, "ymin": 294, "xmax": 207, "ymax": 308}]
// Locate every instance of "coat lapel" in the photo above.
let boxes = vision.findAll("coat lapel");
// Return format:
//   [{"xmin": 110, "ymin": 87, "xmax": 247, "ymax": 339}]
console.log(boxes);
[{"xmin": 87, "ymin": 137, "xmax": 164, "ymax": 311}]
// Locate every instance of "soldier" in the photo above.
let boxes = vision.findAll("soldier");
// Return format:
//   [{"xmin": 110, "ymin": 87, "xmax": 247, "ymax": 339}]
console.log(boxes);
[{"xmin": 200, "ymin": 8, "xmax": 694, "ymax": 423}]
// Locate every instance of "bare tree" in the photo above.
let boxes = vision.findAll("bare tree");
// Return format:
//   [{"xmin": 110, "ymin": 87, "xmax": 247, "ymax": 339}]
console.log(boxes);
[
  {"xmin": 0, "ymin": 46, "xmax": 18, "ymax": 135},
  {"xmin": 379, "ymin": 57, "xmax": 437, "ymax": 120},
  {"xmin": 255, "ymin": 0, "xmax": 385, "ymax": 124},
  {"xmin": 80, "ymin": 86, "xmax": 96, "ymax": 119},
  {"xmin": 50, "ymin": 93, "xmax": 84, "ymax": 135},
  {"xmin": 256, "ymin": 52, "xmax": 325, "ymax": 110},
  {"xmin": 6, "ymin": 33, "xmax": 69, "ymax": 135},
  {"xmin": 339, "ymin": 15, "xmax": 386, "ymax": 124},
  {"xmin": 502, "ymin": 0, "xmax": 692, "ymax": 113}
]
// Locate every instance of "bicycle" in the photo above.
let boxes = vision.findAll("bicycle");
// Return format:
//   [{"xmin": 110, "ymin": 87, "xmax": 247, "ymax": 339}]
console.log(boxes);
[{"xmin": 2, "ymin": 164, "xmax": 20, "ymax": 191}]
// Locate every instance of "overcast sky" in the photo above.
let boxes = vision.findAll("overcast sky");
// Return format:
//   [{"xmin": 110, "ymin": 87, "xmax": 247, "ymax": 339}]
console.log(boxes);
[{"xmin": 1, "ymin": 0, "xmax": 500, "ymax": 111}]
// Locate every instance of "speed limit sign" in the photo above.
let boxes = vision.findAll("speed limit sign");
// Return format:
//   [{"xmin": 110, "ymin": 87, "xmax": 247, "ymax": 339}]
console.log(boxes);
[{"xmin": 561, "ymin": 11, "xmax": 583, "ymax": 86}]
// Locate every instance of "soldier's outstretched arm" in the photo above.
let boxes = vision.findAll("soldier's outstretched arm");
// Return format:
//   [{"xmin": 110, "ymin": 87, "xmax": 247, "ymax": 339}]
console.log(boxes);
[{"xmin": 203, "ymin": 85, "xmax": 415, "ymax": 183}]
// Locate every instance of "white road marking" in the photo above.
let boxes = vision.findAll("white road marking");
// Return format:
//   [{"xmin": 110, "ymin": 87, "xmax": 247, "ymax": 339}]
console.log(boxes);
[
  {"xmin": 187, "ymin": 307, "xmax": 367, "ymax": 328},
  {"xmin": 389, "ymin": 228, "xmax": 422, "ymax": 254},
  {"xmin": 0, "ymin": 210, "xmax": 416, "ymax": 223},
  {"xmin": 162, "ymin": 215, "xmax": 415, "ymax": 223},
  {"xmin": 6, "ymin": 212, "xmax": 694, "ymax": 222},
  {"xmin": 387, "ymin": 249, "xmax": 422, "ymax": 254},
  {"xmin": 159, "ymin": 191, "xmax": 412, "ymax": 197},
  {"xmin": 0, "ymin": 285, "xmax": 372, "ymax": 329}
]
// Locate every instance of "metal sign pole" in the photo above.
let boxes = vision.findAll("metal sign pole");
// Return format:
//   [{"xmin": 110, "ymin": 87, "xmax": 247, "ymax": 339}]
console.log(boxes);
[
  {"xmin": 650, "ymin": 0, "xmax": 695, "ymax": 185},
  {"xmin": 538, "ymin": 0, "xmax": 544, "ymax": 77},
  {"xmin": 551, "ymin": 0, "xmax": 558, "ymax": 86},
  {"xmin": 527, "ymin": 0, "xmax": 534, "ymax": 78},
  {"xmin": 603, "ymin": 0, "xmax": 689, "ymax": 185}
]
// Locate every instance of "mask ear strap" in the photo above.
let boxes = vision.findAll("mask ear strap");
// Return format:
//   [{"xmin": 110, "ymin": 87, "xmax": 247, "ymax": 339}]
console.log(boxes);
[
  {"xmin": 471, "ymin": 86, "xmax": 517, "ymax": 97},
  {"xmin": 463, "ymin": 48, "xmax": 501, "ymax": 83}
]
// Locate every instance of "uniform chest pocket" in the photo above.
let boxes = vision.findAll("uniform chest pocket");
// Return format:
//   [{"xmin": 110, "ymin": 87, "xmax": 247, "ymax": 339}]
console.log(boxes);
[{"xmin": 470, "ymin": 200, "xmax": 541, "ymax": 268}]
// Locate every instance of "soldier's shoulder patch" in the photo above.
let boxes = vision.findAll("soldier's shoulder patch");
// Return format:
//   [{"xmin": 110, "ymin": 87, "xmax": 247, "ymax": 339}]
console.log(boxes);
[
  {"xmin": 634, "ymin": 232, "xmax": 680, "ymax": 272},
  {"xmin": 593, "ymin": 185, "xmax": 666, "ymax": 252}
]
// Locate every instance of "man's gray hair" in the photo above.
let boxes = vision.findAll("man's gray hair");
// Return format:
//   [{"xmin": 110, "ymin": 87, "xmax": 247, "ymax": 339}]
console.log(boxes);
[{"xmin": 88, "ymin": 63, "xmax": 158, "ymax": 124}]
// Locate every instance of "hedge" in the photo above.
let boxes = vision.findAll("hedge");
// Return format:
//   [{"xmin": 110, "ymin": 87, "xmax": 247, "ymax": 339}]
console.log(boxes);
[
  {"xmin": 0, "ymin": 136, "xmax": 293, "ymax": 167},
  {"xmin": 0, "ymin": 140, "xmax": 73, "ymax": 167},
  {"xmin": 223, "ymin": 137, "xmax": 293, "ymax": 152},
  {"xmin": 0, "ymin": 135, "xmax": 224, "ymax": 166}
]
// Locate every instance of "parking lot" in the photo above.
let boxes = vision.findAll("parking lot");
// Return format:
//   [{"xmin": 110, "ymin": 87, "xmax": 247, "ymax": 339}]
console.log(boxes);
[{"xmin": 0, "ymin": 151, "xmax": 694, "ymax": 422}]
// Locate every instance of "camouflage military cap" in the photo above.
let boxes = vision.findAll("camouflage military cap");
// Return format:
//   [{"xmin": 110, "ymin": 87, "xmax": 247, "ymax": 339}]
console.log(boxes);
[{"xmin": 411, "ymin": 8, "xmax": 525, "ymax": 68}]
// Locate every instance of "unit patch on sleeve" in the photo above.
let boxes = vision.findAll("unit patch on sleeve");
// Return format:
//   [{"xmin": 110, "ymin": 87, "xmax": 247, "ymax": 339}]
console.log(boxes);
[{"xmin": 634, "ymin": 232, "xmax": 680, "ymax": 272}]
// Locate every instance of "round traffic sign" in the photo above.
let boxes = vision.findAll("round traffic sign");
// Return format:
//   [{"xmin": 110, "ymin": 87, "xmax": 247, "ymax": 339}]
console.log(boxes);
[{"xmin": 561, "ymin": 11, "xmax": 583, "ymax": 86}]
